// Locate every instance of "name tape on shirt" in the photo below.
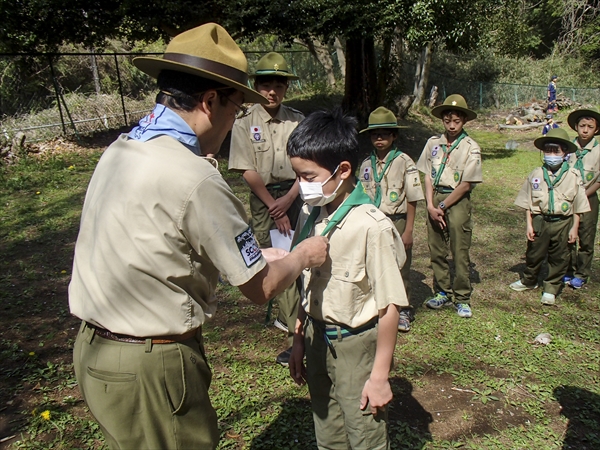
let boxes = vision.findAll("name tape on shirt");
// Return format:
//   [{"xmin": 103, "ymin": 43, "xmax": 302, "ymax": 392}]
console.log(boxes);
[{"xmin": 235, "ymin": 227, "xmax": 262, "ymax": 267}]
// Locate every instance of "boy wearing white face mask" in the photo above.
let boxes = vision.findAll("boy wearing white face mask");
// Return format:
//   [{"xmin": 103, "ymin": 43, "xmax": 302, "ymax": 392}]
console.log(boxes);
[
  {"xmin": 287, "ymin": 109, "xmax": 408, "ymax": 449},
  {"xmin": 510, "ymin": 128, "xmax": 590, "ymax": 305}
]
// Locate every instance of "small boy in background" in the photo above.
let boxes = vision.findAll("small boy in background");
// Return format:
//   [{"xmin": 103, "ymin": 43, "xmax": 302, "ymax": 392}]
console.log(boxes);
[
  {"xmin": 417, "ymin": 94, "xmax": 482, "ymax": 318},
  {"xmin": 510, "ymin": 128, "xmax": 590, "ymax": 305},
  {"xmin": 288, "ymin": 109, "xmax": 407, "ymax": 449},
  {"xmin": 542, "ymin": 114, "xmax": 558, "ymax": 136},
  {"xmin": 564, "ymin": 108, "xmax": 600, "ymax": 289},
  {"xmin": 229, "ymin": 52, "xmax": 303, "ymax": 366},
  {"xmin": 359, "ymin": 106, "xmax": 424, "ymax": 332}
]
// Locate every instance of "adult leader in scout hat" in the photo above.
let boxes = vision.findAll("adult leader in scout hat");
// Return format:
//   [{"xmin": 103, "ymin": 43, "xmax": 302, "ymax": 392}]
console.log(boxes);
[
  {"xmin": 251, "ymin": 52, "xmax": 299, "ymax": 80},
  {"xmin": 534, "ymin": 127, "xmax": 577, "ymax": 153},
  {"xmin": 70, "ymin": 22, "xmax": 327, "ymax": 450},
  {"xmin": 359, "ymin": 106, "xmax": 405, "ymax": 133},
  {"xmin": 431, "ymin": 94, "xmax": 477, "ymax": 122},
  {"xmin": 567, "ymin": 108, "xmax": 600, "ymax": 135}
]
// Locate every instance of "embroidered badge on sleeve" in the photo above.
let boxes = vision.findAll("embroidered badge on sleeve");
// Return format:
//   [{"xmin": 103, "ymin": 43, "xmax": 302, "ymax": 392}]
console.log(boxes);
[{"xmin": 235, "ymin": 227, "xmax": 262, "ymax": 267}]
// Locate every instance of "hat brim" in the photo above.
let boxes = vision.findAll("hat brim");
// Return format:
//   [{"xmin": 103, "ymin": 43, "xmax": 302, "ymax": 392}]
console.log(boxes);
[
  {"xmin": 567, "ymin": 109, "xmax": 600, "ymax": 135},
  {"xmin": 534, "ymin": 136, "xmax": 577, "ymax": 153},
  {"xmin": 359, "ymin": 124, "xmax": 407, "ymax": 134},
  {"xmin": 133, "ymin": 57, "xmax": 268, "ymax": 104},
  {"xmin": 431, "ymin": 105, "xmax": 477, "ymax": 122},
  {"xmin": 251, "ymin": 70, "xmax": 299, "ymax": 80}
]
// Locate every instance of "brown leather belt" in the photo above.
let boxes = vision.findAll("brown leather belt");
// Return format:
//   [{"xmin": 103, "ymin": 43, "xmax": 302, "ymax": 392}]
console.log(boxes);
[{"xmin": 86, "ymin": 322, "xmax": 200, "ymax": 344}]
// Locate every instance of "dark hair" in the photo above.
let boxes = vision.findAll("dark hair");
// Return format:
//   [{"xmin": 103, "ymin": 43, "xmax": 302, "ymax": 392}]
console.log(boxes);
[
  {"xmin": 287, "ymin": 108, "xmax": 359, "ymax": 173},
  {"xmin": 156, "ymin": 70, "xmax": 233, "ymax": 111},
  {"xmin": 441, "ymin": 109, "xmax": 467, "ymax": 121},
  {"xmin": 254, "ymin": 75, "xmax": 289, "ymax": 86},
  {"xmin": 576, "ymin": 116, "xmax": 598, "ymax": 126}
]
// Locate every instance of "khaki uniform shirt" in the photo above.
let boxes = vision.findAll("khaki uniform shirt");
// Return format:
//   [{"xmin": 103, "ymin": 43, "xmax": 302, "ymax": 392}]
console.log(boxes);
[
  {"xmin": 417, "ymin": 134, "xmax": 483, "ymax": 187},
  {"xmin": 514, "ymin": 166, "xmax": 590, "ymax": 215},
  {"xmin": 567, "ymin": 138, "xmax": 600, "ymax": 189},
  {"xmin": 69, "ymin": 135, "xmax": 266, "ymax": 337},
  {"xmin": 359, "ymin": 152, "xmax": 424, "ymax": 215},
  {"xmin": 297, "ymin": 203, "xmax": 408, "ymax": 328},
  {"xmin": 229, "ymin": 104, "xmax": 304, "ymax": 185}
]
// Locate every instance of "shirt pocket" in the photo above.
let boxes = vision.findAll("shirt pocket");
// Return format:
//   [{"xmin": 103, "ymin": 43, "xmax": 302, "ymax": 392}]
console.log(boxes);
[{"xmin": 330, "ymin": 263, "xmax": 368, "ymax": 300}]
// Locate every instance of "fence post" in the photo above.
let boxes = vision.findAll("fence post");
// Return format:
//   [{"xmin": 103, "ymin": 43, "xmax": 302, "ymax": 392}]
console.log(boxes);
[
  {"xmin": 572, "ymin": 89, "xmax": 576, "ymax": 102},
  {"xmin": 48, "ymin": 56, "xmax": 66, "ymax": 134},
  {"xmin": 514, "ymin": 85, "xmax": 518, "ymax": 107},
  {"xmin": 114, "ymin": 53, "xmax": 128, "ymax": 127},
  {"xmin": 479, "ymin": 82, "xmax": 483, "ymax": 109}
]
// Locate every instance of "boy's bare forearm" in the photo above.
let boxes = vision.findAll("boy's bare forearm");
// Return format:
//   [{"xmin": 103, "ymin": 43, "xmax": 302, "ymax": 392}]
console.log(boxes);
[
  {"xmin": 243, "ymin": 170, "xmax": 275, "ymax": 207},
  {"xmin": 370, "ymin": 305, "xmax": 400, "ymax": 382}
]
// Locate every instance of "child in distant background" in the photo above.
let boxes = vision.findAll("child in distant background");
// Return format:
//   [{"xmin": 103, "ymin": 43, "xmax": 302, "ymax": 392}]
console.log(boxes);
[
  {"xmin": 547, "ymin": 75, "xmax": 558, "ymax": 114},
  {"xmin": 542, "ymin": 114, "xmax": 558, "ymax": 136}
]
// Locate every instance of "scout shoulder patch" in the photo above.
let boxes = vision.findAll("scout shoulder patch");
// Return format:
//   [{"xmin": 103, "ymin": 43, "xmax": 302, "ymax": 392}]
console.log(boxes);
[
  {"xmin": 532, "ymin": 177, "xmax": 541, "ymax": 191},
  {"xmin": 561, "ymin": 202, "xmax": 569, "ymax": 212},
  {"xmin": 431, "ymin": 145, "xmax": 440, "ymax": 157},
  {"xmin": 235, "ymin": 227, "xmax": 262, "ymax": 267},
  {"xmin": 454, "ymin": 172, "xmax": 460, "ymax": 182},
  {"xmin": 250, "ymin": 125, "xmax": 263, "ymax": 142},
  {"xmin": 390, "ymin": 191, "xmax": 399, "ymax": 202},
  {"xmin": 363, "ymin": 166, "xmax": 372, "ymax": 181},
  {"xmin": 586, "ymin": 172, "xmax": 594, "ymax": 181}
]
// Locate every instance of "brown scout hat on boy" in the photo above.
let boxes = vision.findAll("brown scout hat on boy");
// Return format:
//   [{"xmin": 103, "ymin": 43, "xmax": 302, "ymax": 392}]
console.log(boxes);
[
  {"xmin": 431, "ymin": 94, "xmax": 477, "ymax": 122},
  {"xmin": 567, "ymin": 108, "xmax": 600, "ymax": 135},
  {"xmin": 534, "ymin": 128, "xmax": 577, "ymax": 153},
  {"xmin": 252, "ymin": 52, "xmax": 299, "ymax": 80},
  {"xmin": 359, "ymin": 107, "xmax": 406, "ymax": 133},
  {"xmin": 133, "ymin": 23, "xmax": 267, "ymax": 104}
]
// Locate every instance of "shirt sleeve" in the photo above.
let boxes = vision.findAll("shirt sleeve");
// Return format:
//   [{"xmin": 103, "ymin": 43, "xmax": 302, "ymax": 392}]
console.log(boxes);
[
  {"xmin": 416, "ymin": 140, "xmax": 432, "ymax": 176},
  {"xmin": 228, "ymin": 119, "xmax": 257, "ymax": 172},
  {"xmin": 181, "ymin": 173, "xmax": 266, "ymax": 286},
  {"xmin": 366, "ymin": 216, "xmax": 409, "ymax": 310},
  {"xmin": 404, "ymin": 156, "xmax": 425, "ymax": 202},
  {"xmin": 573, "ymin": 175, "xmax": 592, "ymax": 214},
  {"xmin": 461, "ymin": 140, "xmax": 483, "ymax": 183},
  {"xmin": 514, "ymin": 176, "xmax": 532, "ymax": 210}
]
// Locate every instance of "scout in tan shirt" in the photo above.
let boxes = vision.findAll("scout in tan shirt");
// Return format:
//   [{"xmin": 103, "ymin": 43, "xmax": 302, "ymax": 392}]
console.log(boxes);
[
  {"xmin": 510, "ymin": 128, "xmax": 590, "ymax": 305},
  {"xmin": 564, "ymin": 108, "xmax": 600, "ymax": 288},
  {"xmin": 359, "ymin": 106, "xmax": 423, "ymax": 332},
  {"xmin": 416, "ymin": 95, "xmax": 482, "ymax": 318},
  {"xmin": 287, "ymin": 109, "xmax": 407, "ymax": 449},
  {"xmin": 228, "ymin": 52, "xmax": 304, "ymax": 366}
]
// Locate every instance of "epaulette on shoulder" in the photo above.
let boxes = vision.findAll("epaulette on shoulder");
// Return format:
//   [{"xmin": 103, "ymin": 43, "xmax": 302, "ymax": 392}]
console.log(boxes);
[
  {"xmin": 363, "ymin": 204, "xmax": 387, "ymax": 222},
  {"xmin": 284, "ymin": 105, "xmax": 305, "ymax": 117}
]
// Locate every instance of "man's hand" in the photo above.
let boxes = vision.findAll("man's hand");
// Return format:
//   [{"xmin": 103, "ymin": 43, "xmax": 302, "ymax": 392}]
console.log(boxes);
[
  {"xmin": 274, "ymin": 216, "xmax": 293, "ymax": 237},
  {"xmin": 293, "ymin": 236, "xmax": 328, "ymax": 268},
  {"xmin": 428, "ymin": 206, "xmax": 446, "ymax": 229},
  {"xmin": 261, "ymin": 247, "xmax": 289, "ymax": 263},
  {"xmin": 360, "ymin": 377, "xmax": 393, "ymax": 415},
  {"xmin": 269, "ymin": 194, "xmax": 294, "ymax": 220}
]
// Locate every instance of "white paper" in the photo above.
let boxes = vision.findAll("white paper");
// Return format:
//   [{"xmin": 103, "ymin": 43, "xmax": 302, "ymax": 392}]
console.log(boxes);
[{"xmin": 270, "ymin": 229, "xmax": 294, "ymax": 252}]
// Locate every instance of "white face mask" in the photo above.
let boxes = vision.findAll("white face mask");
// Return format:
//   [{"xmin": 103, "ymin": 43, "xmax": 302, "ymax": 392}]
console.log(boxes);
[{"xmin": 299, "ymin": 166, "xmax": 343, "ymax": 207}]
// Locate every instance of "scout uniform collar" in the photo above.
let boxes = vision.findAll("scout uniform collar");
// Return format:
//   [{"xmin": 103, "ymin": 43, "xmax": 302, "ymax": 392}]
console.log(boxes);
[
  {"xmin": 369, "ymin": 148, "xmax": 403, "ymax": 207},
  {"xmin": 359, "ymin": 106, "xmax": 405, "ymax": 133},
  {"xmin": 252, "ymin": 52, "xmax": 299, "ymax": 80},
  {"xmin": 295, "ymin": 182, "xmax": 373, "ymax": 243},
  {"xmin": 133, "ymin": 23, "xmax": 268, "ymax": 105},
  {"xmin": 431, "ymin": 94, "xmax": 477, "ymax": 122},
  {"xmin": 567, "ymin": 108, "xmax": 600, "ymax": 135}
]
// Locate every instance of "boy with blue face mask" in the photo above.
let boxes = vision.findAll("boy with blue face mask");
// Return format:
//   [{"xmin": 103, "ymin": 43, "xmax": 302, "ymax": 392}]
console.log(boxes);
[
  {"xmin": 510, "ymin": 128, "xmax": 590, "ymax": 305},
  {"xmin": 287, "ymin": 108, "xmax": 408, "ymax": 449}
]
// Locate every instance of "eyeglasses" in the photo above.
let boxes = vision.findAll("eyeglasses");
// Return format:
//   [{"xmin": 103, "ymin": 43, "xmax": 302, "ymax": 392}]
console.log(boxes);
[
  {"xmin": 225, "ymin": 96, "xmax": 249, "ymax": 119},
  {"xmin": 370, "ymin": 131, "xmax": 392, "ymax": 139}
]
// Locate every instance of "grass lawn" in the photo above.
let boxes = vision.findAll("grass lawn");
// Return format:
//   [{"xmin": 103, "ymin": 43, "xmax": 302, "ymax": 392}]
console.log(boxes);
[{"xmin": 0, "ymin": 104, "xmax": 599, "ymax": 450}]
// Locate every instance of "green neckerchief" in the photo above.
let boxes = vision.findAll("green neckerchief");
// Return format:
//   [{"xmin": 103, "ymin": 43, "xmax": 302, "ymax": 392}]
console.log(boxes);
[
  {"xmin": 572, "ymin": 137, "xmax": 598, "ymax": 181},
  {"xmin": 433, "ymin": 130, "xmax": 468, "ymax": 187},
  {"xmin": 542, "ymin": 161, "xmax": 570, "ymax": 214},
  {"xmin": 369, "ymin": 148, "xmax": 402, "ymax": 207},
  {"xmin": 295, "ymin": 181, "xmax": 373, "ymax": 244}
]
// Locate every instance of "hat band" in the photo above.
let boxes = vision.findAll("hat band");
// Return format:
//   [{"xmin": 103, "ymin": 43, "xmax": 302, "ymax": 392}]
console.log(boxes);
[
  {"xmin": 368, "ymin": 122, "xmax": 398, "ymax": 128},
  {"xmin": 255, "ymin": 68, "xmax": 291, "ymax": 75},
  {"xmin": 163, "ymin": 53, "xmax": 248, "ymax": 86}
]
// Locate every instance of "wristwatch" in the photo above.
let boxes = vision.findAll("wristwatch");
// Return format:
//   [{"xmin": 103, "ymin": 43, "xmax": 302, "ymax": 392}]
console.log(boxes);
[{"xmin": 438, "ymin": 201, "xmax": 446, "ymax": 211}]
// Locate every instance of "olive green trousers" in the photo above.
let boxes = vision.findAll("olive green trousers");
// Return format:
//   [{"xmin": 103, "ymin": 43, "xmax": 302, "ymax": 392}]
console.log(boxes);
[{"xmin": 568, "ymin": 193, "xmax": 598, "ymax": 281}]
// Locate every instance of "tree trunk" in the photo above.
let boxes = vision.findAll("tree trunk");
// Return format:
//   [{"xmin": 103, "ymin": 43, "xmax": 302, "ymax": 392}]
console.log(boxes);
[
  {"xmin": 296, "ymin": 37, "xmax": 336, "ymax": 87},
  {"xmin": 411, "ymin": 42, "xmax": 433, "ymax": 108},
  {"xmin": 90, "ymin": 50, "xmax": 101, "ymax": 95},
  {"xmin": 342, "ymin": 37, "xmax": 378, "ymax": 123},
  {"xmin": 334, "ymin": 37, "xmax": 346, "ymax": 79}
]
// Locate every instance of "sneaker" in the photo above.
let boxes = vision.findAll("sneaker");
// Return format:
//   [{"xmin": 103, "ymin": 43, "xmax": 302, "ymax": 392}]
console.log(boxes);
[
  {"xmin": 509, "ymin": 280, "xmax": 538, "ymax": 292},
  {"xmin": 276, "ymin": 347, "xmax": 292, "ymax": 367},
  {"xmin": 569, "ymin": 277, "xmax": 586, "ymax": 289},
  {"xmin": 273, "ymin": 318, "xmax": 289, "ymax": 333},
  {"xmin": 562, "ymin": 275, "xmax": 573, "ymax": 285},
  {"xmin": 541, "ymin": 292, "xmax": 556, "ymax": 305},
  {"xmin": 425, "ymin": 292, "xmax": 451, "ymax": 309},
  {"xmin": 456, "ymin": 303, "xmax": 473, "ymax": 318},
  {"xmin": 397, "ymin": 310, "xmax": 413, "ymax": 332}
]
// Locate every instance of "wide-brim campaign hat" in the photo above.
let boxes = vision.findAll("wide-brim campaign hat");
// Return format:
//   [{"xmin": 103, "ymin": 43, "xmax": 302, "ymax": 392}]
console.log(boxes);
[
  {"xmin": 359, "ymin": 106, "xmax": 406, "ymax": 133},
  {"xmin": 567, "ymin": 108, "xmax": 600, "ymax": 135},
  {"xmin": 534, "ymin": 127, "xmax": 577, "ymax": 153},
  {"xmin": 251, "ymin": 52, "xmax": 299, "ymax": 80},
  {"xmin": 133, "ymin": 23, "xmax": 268, "ymax": 104},
  {"xmin": 431, "ymin": 94, "xmax": 477, "ymax": 122}
]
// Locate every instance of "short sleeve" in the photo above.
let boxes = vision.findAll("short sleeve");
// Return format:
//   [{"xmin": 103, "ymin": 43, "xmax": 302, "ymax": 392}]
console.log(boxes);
[
  {"xmin": 514, "ymin": 176, "xmax": 532, "ymax": 210},
  {"xmin": 228, "ymin": 119, "xmax": 257, "ymax": 172},
  {"xmin": 462, "ymin": 141, "xmax": 483, "ymax": 183}
]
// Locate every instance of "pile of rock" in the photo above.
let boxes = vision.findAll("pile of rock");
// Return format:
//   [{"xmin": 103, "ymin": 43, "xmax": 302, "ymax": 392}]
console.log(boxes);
[{"xmin": 505, "ymin": 102, "xmax": 546, "ymax": 125}]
